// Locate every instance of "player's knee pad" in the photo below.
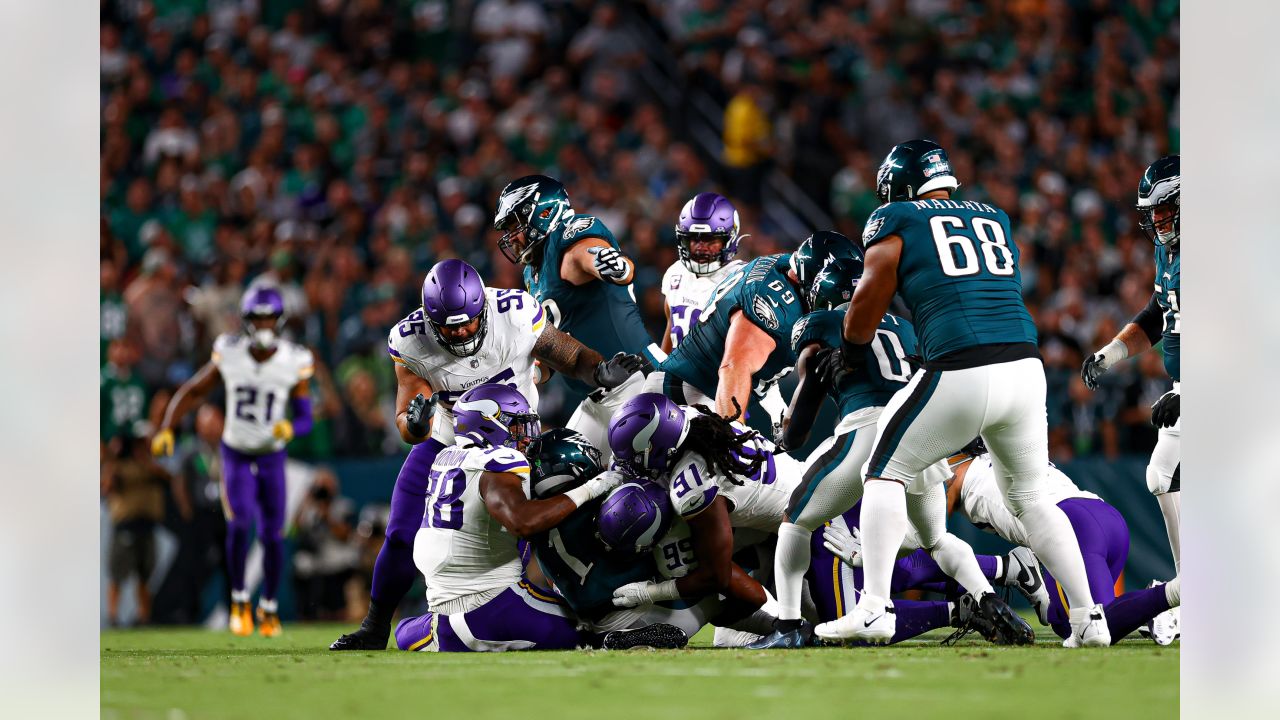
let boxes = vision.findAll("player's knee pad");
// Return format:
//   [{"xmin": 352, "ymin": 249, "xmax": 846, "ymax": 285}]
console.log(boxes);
[{"xmin": 1004, "ymin": 487, "xmax": 1043, "ymax": 517}]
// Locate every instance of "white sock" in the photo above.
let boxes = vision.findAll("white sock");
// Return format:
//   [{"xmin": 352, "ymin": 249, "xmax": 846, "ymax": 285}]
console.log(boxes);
[
  {"xmin": 1164, "ymin": 576, "xmax": 1180, "ymax": 607},
  {"xmin": 231, "ymin": 589, "xmax": 249, "ymax": 604},
  {"xmin": 860, "ymin": 480, "xmax": 908, "ymax": 601},
  {"xmin": 993, "ymin": 556, "xmax": 1005, "ymax": 585},
  {"xmin": 774, "ymin": 522, "xmax": 813, "ymax": 621},
  {"xmin": 1156, "ymin": 491, "xmax": 1181, "ymax": 573},
  {"xmin": 1018, "ymin": 501, "xmax": 1095, "ymax": 609},
  {"xmin": 929, "ymin": 533, "xmax": 994, "ymax": 596},
  {"xmin": 259, "ymin": 598, "xmax": 278, "ymax": 614}
]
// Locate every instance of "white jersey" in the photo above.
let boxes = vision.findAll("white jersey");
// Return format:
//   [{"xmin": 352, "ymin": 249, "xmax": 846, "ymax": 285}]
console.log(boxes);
[
  {"xmin": 661, "ymin": 259, "xmax": 746, "ymax": 348},
  {"xmin": 212, "ymin": 334, "xmax": 314, "ymax": 454},
  {"xmin": 957, "ymin": 455, "xmax": 1100, "ymax": 547},
  {"xmin": 389, "ymin": 287, "xmax": 545, "ymax": 444},
  {"xmin": 415, "ymin": 442, "xmax": 532, "ymax": 614},
  {"xmin": 659, "ymin": 415, "xmax": 802, "ymax": 533}
]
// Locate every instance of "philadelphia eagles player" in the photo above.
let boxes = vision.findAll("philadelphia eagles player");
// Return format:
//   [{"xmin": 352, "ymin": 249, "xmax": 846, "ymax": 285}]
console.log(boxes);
[
  {"xmin": 823, "ymin": 139, "xmax": 1107, "ymax": 647},
  {"xmin": 493, "ymin": 174, "xmax": 656, "ymax": 454},
  {"xmin": 1081, "ymin": 155, "xmax": 1181, "ymax": 577}
]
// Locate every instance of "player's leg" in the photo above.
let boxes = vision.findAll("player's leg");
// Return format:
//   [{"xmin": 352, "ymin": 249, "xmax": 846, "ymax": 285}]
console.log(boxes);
[
  {"xmin": 219, "ymin": 443, "xmax": 259, "ymax": 636},
  {"xmin": 1147, "ymin": 421, "xmax": 1181, "ymax": 573},
  {"xmin": 982, "ymin": 358, "xmax": 1107, "ymax": 647},
  {"xmin": 253, "ymin": 449, "xmax": 288, "ymax": 637},
  {"xmin": 331, "ymin": 438, "xmax": 446, "ymax": 650},
  {"xmin": 393, "ymin": 613, "xmax": 437, "ymax": 651},
  {"xmin": 566, "ymin": 372, "xmax": 646, "ymax": 464},
  {"xmin": 430, "ymin": 583, "xmax": 581, "ymax": 652}
]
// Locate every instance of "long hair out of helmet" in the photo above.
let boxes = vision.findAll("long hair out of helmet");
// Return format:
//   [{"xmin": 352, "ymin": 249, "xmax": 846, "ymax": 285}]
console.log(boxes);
[{"xmin": 677, "ymin": 404, "xmax": 765, "ymax": 486}]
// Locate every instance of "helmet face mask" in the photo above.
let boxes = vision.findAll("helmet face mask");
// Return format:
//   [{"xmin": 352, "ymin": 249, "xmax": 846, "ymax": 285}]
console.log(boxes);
[
  {"xmin": 240, "ymin": 287, "xmax": 286, "ymax": 350},
  {"xmin": 675, "ymin": 192, "xmax": 742, "ymax": 275},
  {"xmin": 1136, "ymin": 155, "xmax": 1180, "ymax": 247},
  {"xmin": 421, "ymin": 259, "xmax": 488, "ymax": 357}
]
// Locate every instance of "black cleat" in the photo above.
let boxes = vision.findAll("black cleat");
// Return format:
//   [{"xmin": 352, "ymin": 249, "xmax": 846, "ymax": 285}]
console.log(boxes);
[
  {"xmin": 975, "ymin": 592, "xmax": 1036, "ymax": 646},
  {"xmin": 329, "ymin": 624, "xmax": 391, "ymax": 651},
  {"xmin": 602, "ymin": 623, "xmax": 689, "ymax": 650}
]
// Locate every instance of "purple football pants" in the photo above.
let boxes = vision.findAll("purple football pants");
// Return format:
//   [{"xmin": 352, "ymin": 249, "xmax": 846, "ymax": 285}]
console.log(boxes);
[
  {"xmin": 370, "ymin": 438, "xmax": 448, "ymax": 608},
  {"xmin": 220, "ymin": 443, "xmax": 287, "ymax": 600},
  {"xmin": 394, "ymin": 582, "xmax": 581, "ymax": 652}
]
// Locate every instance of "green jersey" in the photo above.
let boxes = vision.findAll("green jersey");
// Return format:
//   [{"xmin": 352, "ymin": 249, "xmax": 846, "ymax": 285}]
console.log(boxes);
[
  {"xmin": 1153, "ymin": 245, "xmax": 1180, "ymax": 381},
  {"xmin": 660, "ymin": 253, "xmax": 805, "ymax": 399},
  {"xmin": 522, "ymin": 213, "xmax": 653, "ymax": 397},
  {"xmin": 101, "ymin": 365, "xmax": 147, "ymax": 441},
  {"xmin": 100, "ymin": 290, "xmax": 128, "ymax": 365},
  {"xmin": 862, "ymin": 199, "xmax": 1037, "ymax": 367},
  {"xmin": 792, "ymin": 309, "xmax": 917, "ymax": 416}
]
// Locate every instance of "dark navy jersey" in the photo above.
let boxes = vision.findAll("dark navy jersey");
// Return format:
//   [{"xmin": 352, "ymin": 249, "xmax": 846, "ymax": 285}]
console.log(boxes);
[
  {"xmin": 1153, "ymin": 245, "xmax": 1180, "ymax": 382},
  {"xmin": 660, "ymin": 253, "xmax": 805, "ymax": 399},
  {"xmin": 523, "ymin": 213, "xmax": 653, "ymax": 396},
  {"xmin": 862, "ymin": 199, "xmax": 1037, "ymax": 365},
  {"xmin": 792, "ymin": 309, "xmax": 917, "ymax": 416}
]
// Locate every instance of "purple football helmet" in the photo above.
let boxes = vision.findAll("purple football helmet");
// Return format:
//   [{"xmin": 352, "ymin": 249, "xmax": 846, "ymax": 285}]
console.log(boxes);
[
  {"xmin": 453, "ymin": 383, "xmax": 541, "ymax": 451},
  {"xmin": 607, "ymin": 393, "xmax": 691, "ymax": 480},
  {"xmin": 597, "ymin": 479, "xmax": 674, "ymax": 553},
  {"xmin": 675, "ymin": 192, "xmax": 742, "ymax": 275},
  {"xmin": 421, "ymin": 259, "xmax": 487, "ymax": 357},
  {"xmin": 240, "ymin": 286, "xmax": 286, "ymax": 349}
]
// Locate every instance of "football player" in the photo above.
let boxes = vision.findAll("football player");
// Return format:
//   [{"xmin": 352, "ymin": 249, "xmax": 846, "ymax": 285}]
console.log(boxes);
[
  {"xmin": 389, "ymin": 384, "xmax": 624, "ymax": 652},
  {"xmin": 750, "ymin": 258, "xmax": 1027, "ymax": 648},
  {"xmin": 826, "ymin": 139, "xmax": 1107, "ymax": 647},
  {"xmin": 331, "ymin": 259, "xmax": 645, "ymax": 651},
  {"xmin": 647, "ymin": 231, "xmax": 860, "ymax": 430},
  {"xmin": 493, "ymin": 174, "xmax": 657, "ymax": 453},
  {"xmin": 151, "ymin": 287, "xmax": 314, "ymax": 638},
  {"xmin": 660, "ymin": 192, "xmax": 747, "ymax": 352},
  {"xmin": 1081, "ymin": 155, "xmax": 1181, "ymax": 577}
]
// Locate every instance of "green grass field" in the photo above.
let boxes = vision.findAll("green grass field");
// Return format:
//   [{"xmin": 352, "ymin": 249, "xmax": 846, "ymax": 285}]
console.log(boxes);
[{"xmin": 101, "ymin": 622, "xmax": 1177, "ymax": 720}]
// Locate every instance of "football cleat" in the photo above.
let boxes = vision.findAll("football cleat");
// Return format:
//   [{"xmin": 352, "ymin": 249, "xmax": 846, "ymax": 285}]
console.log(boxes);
[
  {"xmin": 257, "ymin": 607, "xmax": 282, "ymax": 638},
  {"xmin": 1144, "ymin": 607, "xmax": 1179, "ymax": 646},
  {"xmin": 229, "ymin": 601, "xmax": 254, "ymax": 637},
  {"xmin": 815, "ymin": 594, "xmax": 895, "ymax": 644},
  {"xmin": 976, "ymin": 592, "xmax": 1035, "ymax": 645},
  {"xmin": 330, "ymin": 624, "xmax": 391, "ymax": 651},
  {"xmin": 601, "ymin": 623, "xmax": 688, "ymax": 650},
  {"xmin": 1064, "ymin": 604, "xmax": 1111, "ymax": 648},
  {"xmin": 745, "ymin": 620, "xmax": 817, "ymax": 650},
  {"xmin": 1005, "ymin": 547, "xmax": 1051, "ymax": 626}
]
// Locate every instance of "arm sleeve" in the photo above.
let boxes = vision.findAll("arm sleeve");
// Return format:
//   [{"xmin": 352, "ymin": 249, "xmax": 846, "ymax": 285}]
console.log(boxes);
[
  {"xmin": 780, "ymin": 347, "xmax": 830, "ymax": 452},
  {"xmin": 1129, "ymin": 292, "xmax": 1164, "ymax": 345},
  {"xmin": 290, "ymin": 396, "xmax": 313, "ymax": 436}
]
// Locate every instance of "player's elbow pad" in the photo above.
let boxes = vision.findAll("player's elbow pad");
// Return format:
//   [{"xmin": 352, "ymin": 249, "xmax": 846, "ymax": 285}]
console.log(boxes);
[{"xmin": 290, "ymin": 397, "xmax": 314, "ymax": 436}]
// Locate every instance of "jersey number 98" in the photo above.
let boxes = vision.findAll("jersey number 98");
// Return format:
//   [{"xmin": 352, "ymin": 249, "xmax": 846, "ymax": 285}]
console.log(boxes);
[{"xmin": 424, "ymin": 467, "xmax": 465, "ymax": 530}]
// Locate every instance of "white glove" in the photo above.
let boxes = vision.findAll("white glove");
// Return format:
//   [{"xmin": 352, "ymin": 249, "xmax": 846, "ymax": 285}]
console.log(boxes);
[
  {"xmin": 566, "ymin": 469, "xmax": 628, "ymax": 508},
  {"xmin": 612, "ymin": 579, "xmax": 678, "ymax": 608},
  {"xmin": 823, "ymin": 522, "xmax": 863, "ymax": 567},
  {"xmin": 588, "ymin": 246, "xmax": 631, "ymax": 284}
]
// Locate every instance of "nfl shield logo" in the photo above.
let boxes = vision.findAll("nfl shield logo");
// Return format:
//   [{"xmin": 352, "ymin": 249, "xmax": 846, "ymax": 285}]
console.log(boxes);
[{"xmin": 470, "ymin": 358, "xmax": 480, "ymax": 369}]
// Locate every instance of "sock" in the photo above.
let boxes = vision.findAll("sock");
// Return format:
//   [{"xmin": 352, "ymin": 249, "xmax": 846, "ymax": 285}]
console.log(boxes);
[
  {"xmin": 261, "ymin": 535, "xmax": 283, "ymax": 602},
  {"xmin": 231, "ymin": 589, "xmax": 249, "ymax": 604},
  {"xmin": 1018, "ymin": 501, "xmax": 1094, "ymax": 609},
  {"xmin": 1164, "ymin": 576, "xmax": 1180, "ymax": 606},
  {"xmin": 774, "ymin": 523, "xmax": 812, "ymax": 621},
  {"xmin": 259, "ymin": 598, "xmax": 278, "ymax": 614},
  {"xmin": 927, "ymin": 534, "xmax": 994, "ymax": 597},
  {"xmin": 226, "ymin": 523, "xmax": 251, "ymax": 596},
  {"xmin": 860, "ymin": 481, "xmax": 908, "ymax": 601},
  {"xmin": 988, "ymin": 555, "xmax": 1004, "ymax": 585},
  {"xmin": 367, "ymin": 537, "xmax": 419, "ymax": 625},
  {"xmin": 1104, "ymin": 585, "xmax": 1172, "ymax": 643},
  {"xmin": 1157, "ymin": 492, "xmax": 1181, "ymax": 573}
]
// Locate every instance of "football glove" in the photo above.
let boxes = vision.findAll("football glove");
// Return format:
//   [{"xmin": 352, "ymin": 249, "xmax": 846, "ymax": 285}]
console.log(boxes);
[
  {"xmin": 822, "ymin": 523, "xmax": 863, "ymax": 568},
  {"xmin": 272, "ymin": 419, "xmax": 294, "ymax": 443},
  {"xmin": 565, "ymin": 469, "xmax": 629, "ymax": 508},
  {"xmin": 815, "ymin": 345, "xmax": 863, "ymax": 385},
  {"xmin": 588, "ymin": 246, "xmax": 631, "ymax": 284},
  {"xmin": 593, "ymin": 352, "xmax": 648, "ymax": 389},
  {"xmin": 405, "ymin": 392, "xmax": 436, "ymax": 438},
  {"xmin": 1150, "ymin": 390, "xmax": 1180, "ymax": 428},
  {"xmin": 150, "ymin": 428, "xmax": 175, "ymax": 457},
  {"xmin": 612, "ymin": 579, "xmax": 679, "ymax": 608},
  {"xmin": 1081, "ymin": 339, "xmax": 1128, "ymax": 390}
]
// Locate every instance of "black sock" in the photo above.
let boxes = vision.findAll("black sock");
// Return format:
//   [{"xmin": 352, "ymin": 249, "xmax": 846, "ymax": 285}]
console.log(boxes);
[
  {"xmin": 775, "ymin": 618, "xmax": 803, "ymax": 633},
  {"xmin": 361, "ymin": 598, "xmax": 396, "ymax": 632}
]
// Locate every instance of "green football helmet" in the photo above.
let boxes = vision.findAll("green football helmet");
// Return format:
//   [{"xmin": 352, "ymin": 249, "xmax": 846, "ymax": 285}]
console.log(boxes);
[
  {"xmin": 875, "ymin": 139, "xmax": 961, "ymax": 204},
  {"xmin": 790, "ymin": 230, "xmax": 862, "ymax": 302},
  {"xmin": 808, "ymin": 256, "xmax": 866, "ymax": 311},
  {"xmin": 1137, "ymin": 155, "xmax": 1179, "ymax": 247},
  {"xmin": 527, "ymin": 427, "xmax": 604, "ymax": 500},
  {"xmin": 494, "ymin": 174, "xmax": 573, "ymax": 265}
]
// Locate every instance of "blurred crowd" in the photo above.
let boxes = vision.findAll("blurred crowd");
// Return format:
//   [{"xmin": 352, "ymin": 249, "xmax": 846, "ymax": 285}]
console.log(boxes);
[{"xmin": 101, "ymin": 0, "xmax": 1177, "ymax": 507}]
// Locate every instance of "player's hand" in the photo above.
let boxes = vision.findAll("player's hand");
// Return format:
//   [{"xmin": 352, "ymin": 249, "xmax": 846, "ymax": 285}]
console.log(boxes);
[
  {"xmin": 815, "ymin": 346, "xmax": 861, "ymax": 385},
  {"xmin": 1150, "ymin": 390, "xmax": 1180, "ymax": 428},
  {"xmin": 593, "ymin": 352, "xmax": 648, "ymax": 389},
  {"xmin": 272, "ymin": 419, "xmax": 295, "ymax": 443},
  {"xmin": 584, "ymin": 469, "xmax": 628, "ymax": 501},
  {"xmin": 612, "ymin": 581, "xmax": 658, "ymax": 608},
  {"xmin": 588, "ymin": 246, "xmax": 631, "ymax": 284},
  {"xmin": 1080, "ymin": 353, "xmax": 1109, "ymax": 390},
  {"xmin": 150, "ymin": 428, "xmax": 175, "ymax": 458},
  {"xmin": 405, "ymin": 393, "xmax": 436, "ymax": 438},
  {"xmin": 822, "ymin": 523, "xmax": 863, "ymax": 567}
]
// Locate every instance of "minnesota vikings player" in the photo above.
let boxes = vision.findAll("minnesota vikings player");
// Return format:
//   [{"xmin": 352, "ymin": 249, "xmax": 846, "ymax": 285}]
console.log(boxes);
[
  {"xmin": 1082, "ymin": 155, "xmax": 1181, "ymax": 578},
  {"xmin": 750, "ymin": 258, "xmax": 1027, "ymax": 648},
  {"xmin": 828, "ymin": 139, "xmax": 1106, "ymax": 647},
  {"xmin": 390, "ymin": 384, "xmax": 624, "ymax": 652},
  {"xmin": 331, "ymin": 259, "xmax": 644, "ymax": 650},
  {"xmin": 944, "ymin": 442, "xmax": 1181, "ymax": 645},
  {"xmin": 660, "ymin": 192, "xmax": 747, "ymax": 353},
  {"xmin": 152, "ymin": 287, "xmax": 313, "ymax": 637},
  {"xmin": 493, "ymin": 174, "xmax": 657, "ymax": 452}
]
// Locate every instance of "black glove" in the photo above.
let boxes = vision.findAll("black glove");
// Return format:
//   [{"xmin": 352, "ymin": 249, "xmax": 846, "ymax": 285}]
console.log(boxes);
[
  {"xmin": 1150, "ymin": 390, "xmax": 1179, "ymax": 428},
  {"xmin": 405, "ymin": 393, "xmax": 436, "ymax": 438},
  {"xmin": 1081, "ymin": 354, "xmax": 1107, "ymax": 390},
  {"xmin": 593, "ymin": 352, "xmax": 649, "ymax": 390},
  {"xmin": 816, "ymin": 343, "xmax": 865, "ymax": 385}
]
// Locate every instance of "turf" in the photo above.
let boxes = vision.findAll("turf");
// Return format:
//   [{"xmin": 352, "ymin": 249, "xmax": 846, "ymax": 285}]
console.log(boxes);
[{"xmin": 101, "ymin": 622, "xmax": 1177, "ymax": 720}]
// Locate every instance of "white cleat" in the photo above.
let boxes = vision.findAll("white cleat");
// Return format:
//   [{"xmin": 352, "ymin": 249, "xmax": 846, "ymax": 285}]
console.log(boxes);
[
  {"xmin": 1005, "ymin": 547, "xmax": 1051, "ymax": 626},
  {"xmin": 1139, "ymin": 580, "xmax": 1180, "ymax": 645},
  {"xmin": 1064, "ymin": 604, "xmax": 1111, "ymax": 648},
  {"xmin": 814, "ymin": 595, "xmax": 896, "ymax": 645}
]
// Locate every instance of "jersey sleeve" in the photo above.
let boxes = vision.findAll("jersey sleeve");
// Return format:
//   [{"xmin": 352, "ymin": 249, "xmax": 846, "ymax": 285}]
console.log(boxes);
[
  {"xmin": 387, "ymin": 310, "xmax": 427, "ymax": 371},
  {"xmin": 554, "ymin": 214, "xmax": 615, "ymax": 251},
  {"xmin": 210, "ymin": 333, "xmax": 236, "ymax": 369},
  {"xmin": 666, "ymin": 453, "xmax": 720, "ymax": 519},
  {"xmin": 495, "ymin": 288, "xmax": 546, "ymax": 354},
  {"xmin": 861, "ymin": 203, "xmax": 908, "ymax": 248},
  {"xmin": 660, "ymin": 263, "xmax": 682, "ymax": 304},
  {"xmin": 294, "ymin": 345, "xmax": 315, "ymax": 382},
  {"xmin": 738, "ymin": 280, "xmax": 786, "ymax": 336},
  {"xmin": 469, "ymin": 446, "xmax": 533, "ymax": 498},
  {"xmin": 792, "ymin": 311, "xmax": 840, "ymax": 355}
]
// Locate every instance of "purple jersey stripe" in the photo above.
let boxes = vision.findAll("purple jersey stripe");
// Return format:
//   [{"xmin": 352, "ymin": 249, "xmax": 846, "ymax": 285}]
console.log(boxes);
[
  {"xmin": 388, "ymin": 345, "xmax": 402, "ymax": 358},
  {"xmin": 531, "ymin": 305, "xmax": 544, "ymax": 325},
  {"xmin": 486, "ymin": 458, "xmax": 530, "ymax": 473}
]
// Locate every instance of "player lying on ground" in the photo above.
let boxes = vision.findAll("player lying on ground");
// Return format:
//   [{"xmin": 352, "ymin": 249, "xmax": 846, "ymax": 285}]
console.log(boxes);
[
  {"xmin": 750, "ymin": 258, "xmax": 1028, "ymax": 648},
  {"xmin": 332, "ymin": 259, "xmax": 645, "ymax": 651},
  {"xmin": 152, "ymin": 287, "xmax": 312, "ymax": 638}
]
